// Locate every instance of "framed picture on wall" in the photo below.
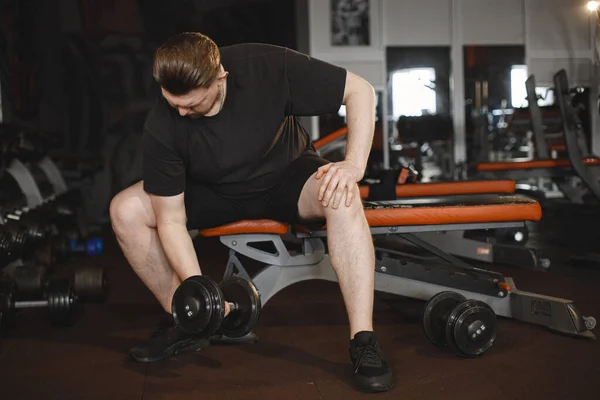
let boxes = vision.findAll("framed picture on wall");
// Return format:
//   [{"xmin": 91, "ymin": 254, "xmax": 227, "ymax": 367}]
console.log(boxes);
[{"xmin": 331, "ymin": 0, "xmax": 370, "ymax": 46}]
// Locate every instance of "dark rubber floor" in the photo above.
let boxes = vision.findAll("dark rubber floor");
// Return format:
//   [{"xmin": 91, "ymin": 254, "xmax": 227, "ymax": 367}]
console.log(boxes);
[{"xmin": 1, "ymin": 201, "xmax": 599, "ymax": 399}]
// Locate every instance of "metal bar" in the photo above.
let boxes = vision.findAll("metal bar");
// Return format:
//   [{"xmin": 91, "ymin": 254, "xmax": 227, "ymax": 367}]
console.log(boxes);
[{"xmin": 298, "ymin": 221, "xmax": 524, "ymax": 238}]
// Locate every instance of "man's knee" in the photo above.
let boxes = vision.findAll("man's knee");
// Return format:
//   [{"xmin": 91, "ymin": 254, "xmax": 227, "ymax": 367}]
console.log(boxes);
[
  {"xmin": 110, "ymin": 181, "xmax": 154, "ymax": 232},
  {"xmin": 323, "ymin": 184, "xmax": 363, "ymax": 219}
]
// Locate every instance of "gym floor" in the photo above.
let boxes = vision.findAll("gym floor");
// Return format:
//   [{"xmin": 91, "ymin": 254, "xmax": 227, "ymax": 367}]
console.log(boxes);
[{"xmin": 1, "ymin": 201, "xmax": 599, "ymax": 400}]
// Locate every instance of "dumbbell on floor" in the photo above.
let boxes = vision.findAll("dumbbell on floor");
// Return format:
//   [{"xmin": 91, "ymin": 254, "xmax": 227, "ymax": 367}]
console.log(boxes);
[
  {"xmin": 172, "ymin": 275, "xmax": 261, "ymax": 339},
  {"xmin": 12, "ymin": 264, "xmax": 107, "ymax": 302},
  {"xmin": 0, "ymin": 275, "xmax": 79, "ymax": 331},
  {"xmin": 73, "ymin": 265, "xmax": 108, "ymax": 302},
  {"xmin": 51, "ymin": 235, "xmax": 103, "ymax": 261},
  {"xmin": 422, "ymin": 291, "xmax": 498, "ymax": 358}
]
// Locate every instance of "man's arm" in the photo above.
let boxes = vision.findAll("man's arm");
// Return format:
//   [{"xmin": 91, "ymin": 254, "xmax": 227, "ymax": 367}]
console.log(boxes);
[
  {"xmin": 150, "ymin": 193, "xmax": 201, "ymax": 281},
  {"xmin": 316, "ymin": 71, "xmax": 376, "ymax": 208},
  {"xmin": 341, "ymin": 70, "xmax": 377, "ymax": 176}
]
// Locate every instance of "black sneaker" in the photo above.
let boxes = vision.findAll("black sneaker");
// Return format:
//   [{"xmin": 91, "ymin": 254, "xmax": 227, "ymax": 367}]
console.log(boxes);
[
  {"xmin": 349, "ymin": 331, "xmax": 393, "ymax": 392},
  {"xmin": 129, "ymin": 315, "xmax": 210, "ymax": 363}
]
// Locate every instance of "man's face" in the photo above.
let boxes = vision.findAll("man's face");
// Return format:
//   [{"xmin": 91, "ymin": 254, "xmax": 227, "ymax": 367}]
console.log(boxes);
[{"xmin": 161, "ymin": 73, "xmax": 226, "ymax": 118}]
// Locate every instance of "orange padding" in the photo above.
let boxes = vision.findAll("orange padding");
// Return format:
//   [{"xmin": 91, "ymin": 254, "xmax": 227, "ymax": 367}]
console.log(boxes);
[
  {"xmin": 358, "ymin": 180, "xmax": 515, "ymax": 199},
  {"xmin": 198, "ymin": 198, "xmax": 541, "ymax": 237},
  {"xmin": 475, "ymin": 157, "xmax": 600, "ymax": 171},
  {"xmin": 313, "ymin": 127, "xmax": 348, "ymax": 150}
]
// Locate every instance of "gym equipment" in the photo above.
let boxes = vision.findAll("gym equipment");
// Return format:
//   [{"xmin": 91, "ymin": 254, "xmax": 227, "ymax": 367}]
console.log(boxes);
[
  {"xmin": 10, "ymin": 263, "xmax": 107, "ymax": 302},
  {"xmin": 192, "ymin": 194, "xmax": 595, "ymax": 347},
  {"xmin": 0, "ymin": 221, "xmax": 36, "ymax": 263},
  {"xmin": 73, "ymin": 265, "xmax": 108, "ymax": 302},
  {"xmin": 313, "ymin": 127, "xmax": 547, "ymax": 271},
  {"xmin": 50, "ymin": 235, "xmax": 104, "ymax": 262},
  {"xmin": 553, "ymin": 70, "xmax": 600, "ymax": 202},
  {"xmin": 0, "ymin": 227, "xmax": 14, "ymax": 266},
  {"xmin": 446, "ymin": 299, "xmax": 498, "ymax": 357},
  {"xmin": 423, "ymin": 291, "xmax": 466, "ymax": 346},
  {"xmin": 493, "ymin": 226, "xmax": 528, "ymax": 246},
  {"xmin": 68, "ymin": 237, "xmax": 103, "ymax": 257},
  {"xmin": 0, "ymin": 275, "xmax": 79, "ymax": 327},
  {"xmin": 472, "ymin": 70, "xmax": 600, "ymax": 204},
  {"xmin": 172, "ymin": 275, "xmax": 261, "ymax": 338},
  {"xmin": 13, "ymin": 264, "xmax": 48, "ymax": 299},
  {"xmin": 423, "ymin": 291, "xmax": 498, "ymax": 357}
]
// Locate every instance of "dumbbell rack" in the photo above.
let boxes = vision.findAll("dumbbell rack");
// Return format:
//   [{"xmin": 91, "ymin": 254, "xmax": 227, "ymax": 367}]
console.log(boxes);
[{"xmin": 1, "ymin": 145, "xmax": 109, "ymax": 335}]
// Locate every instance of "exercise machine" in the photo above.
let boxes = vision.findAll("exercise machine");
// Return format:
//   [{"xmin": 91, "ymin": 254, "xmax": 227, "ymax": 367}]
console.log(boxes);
[{"xmin": 192, "ymin": 194, "xmax": 595, "ymax": 353}]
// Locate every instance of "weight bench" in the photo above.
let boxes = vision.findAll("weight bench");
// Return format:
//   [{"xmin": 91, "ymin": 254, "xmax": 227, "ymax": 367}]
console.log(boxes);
[
  {"xmin": 197, "ymin": 194, "xmax": 596, "ymax": 343},
  {"xmin": 316, "ymin": 126, "xmax": 546, "ymax": 270},
  {"xmin": 359, "ymin": 180, "xmax": 548, "ymax": 271}
]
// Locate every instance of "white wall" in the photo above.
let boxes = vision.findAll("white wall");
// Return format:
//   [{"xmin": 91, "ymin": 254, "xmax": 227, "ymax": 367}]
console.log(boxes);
[
  {"xmin": 308, "ymin": 0, "xmax": 600, "ymax": 160},
  {"xmin": 526, "ymin": 0, "xmax": 594, "ymax": 86},
  {"xmin": 383, "ymin": 0, "xmax": 452, "ymax": 46},
  {"xmin": 309, "ymin": 0, "xmax": 384, "ymax": 88},
  {"xmin": 461, "ymin": 0, "xmax": 525, "ymax": 45}
]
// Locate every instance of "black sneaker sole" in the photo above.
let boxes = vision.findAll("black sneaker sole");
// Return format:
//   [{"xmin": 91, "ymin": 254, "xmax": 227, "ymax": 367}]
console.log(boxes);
[
  {"xmin": 129, "ymin": 337, "xmax": 210, "ymax": 363},
  {"xmin": 354, "ymin": 370, "xmax": 394, "ymax": 393}
]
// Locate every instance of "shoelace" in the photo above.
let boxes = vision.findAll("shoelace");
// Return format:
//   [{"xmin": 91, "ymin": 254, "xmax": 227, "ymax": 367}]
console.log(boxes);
[{"xmin": 353, "ymin": 344, "xmax": 382, "ymax": 374}]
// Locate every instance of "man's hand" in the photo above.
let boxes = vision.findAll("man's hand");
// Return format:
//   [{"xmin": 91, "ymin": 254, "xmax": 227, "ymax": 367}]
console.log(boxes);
[{"xmin": 315, "ymin": 161, "xmax": 364, "ymax": 209}]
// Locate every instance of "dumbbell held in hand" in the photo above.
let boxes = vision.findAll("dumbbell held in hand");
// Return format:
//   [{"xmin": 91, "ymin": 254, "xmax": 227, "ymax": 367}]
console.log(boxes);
[{"xmin": 172, "ymin": 275, "xmax": 261, "ymax": 338}]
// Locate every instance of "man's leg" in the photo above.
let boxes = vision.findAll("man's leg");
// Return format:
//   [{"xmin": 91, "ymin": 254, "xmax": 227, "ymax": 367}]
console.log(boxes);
[
  {"xmin": 297, "ymin": 176, "xmax": 374, "ymax": 339},
  {"xmin": 266, "ymin": 154, "xmax": 392, "ymax": 393},
  {"xmin": 110, "ymin": 181, "xmax": 227, "ymax": 362},
  {"xmin": 109, "ymin": 181, "xmax": 180, "ymax": 313}
]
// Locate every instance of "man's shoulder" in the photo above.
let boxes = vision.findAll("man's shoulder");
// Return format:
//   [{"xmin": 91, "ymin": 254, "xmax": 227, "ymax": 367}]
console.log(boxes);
[
  {"xmin": 219, "ymin": 43, "xmax": 289, "ymax": 63},
  {"xmin": 144, "ymin": 95, "xmax": 176, "ymax": 133}
]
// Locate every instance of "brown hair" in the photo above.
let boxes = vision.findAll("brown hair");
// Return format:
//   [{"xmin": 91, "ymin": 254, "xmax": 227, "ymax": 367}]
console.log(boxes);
[{"xmin": 153, "ymin": 32, "xmax": 220, "ymax": 95}]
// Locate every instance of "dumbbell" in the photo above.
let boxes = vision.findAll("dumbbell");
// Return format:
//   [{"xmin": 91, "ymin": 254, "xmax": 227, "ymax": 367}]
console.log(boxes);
[
  {"xmin": 50, "ymin": 235, "xmax": 103, "ymax": 263},
  {"xmin": 73, "ymin": 265, "xmax": 108, "ymax": 302},
  {"xmin": 12, "ymin": 264, "xmax": 107, "ymax": 302},
  {"xmin": 69, "ymin": 237, "xmax": 104, "ymax": 257},
  {"xmin": 172, "ymin": 275, "xmax": 261, "ymax": 338},
  {"xmin": 422, "ymin": 291, "xmax": 498, "ymax": 358},
  {"xmin": 4, "ymin": 207, "xmax": 53, "ymax": 246},
  {"xmin": 12, "ymin": 264, "xmax": 49, "ymax": 299},
  {"xmin": 0, "ymin": 274, "xmax": 79, "ymax": 329},
  {"xmin": 0, "ymin": 223, "xmax": 37, "ymax": 262},
  {"xmin": 0, "ymin": 227, "xmax": 15, "ymax": 266}
]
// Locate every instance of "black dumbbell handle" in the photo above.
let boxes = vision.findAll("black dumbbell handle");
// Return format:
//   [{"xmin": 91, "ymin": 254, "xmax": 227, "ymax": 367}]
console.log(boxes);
[{"xmin": 183, "ymin": 301, "xmax": 237, "ymax": 318}]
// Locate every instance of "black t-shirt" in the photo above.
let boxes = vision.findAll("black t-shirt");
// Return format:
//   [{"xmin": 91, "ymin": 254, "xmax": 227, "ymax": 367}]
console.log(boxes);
[{"xmin": 142, "ymin": 43, "xmax": 347, "ymax": 198}]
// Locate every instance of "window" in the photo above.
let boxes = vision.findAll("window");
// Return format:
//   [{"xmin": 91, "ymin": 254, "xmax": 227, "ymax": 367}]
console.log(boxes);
[
  {"xmin": 391, "ymin": 68, "xmax": 437, "ymax": 119},
  {"xmin": 511, "ymin": 65, "xmax": 528, "ymax": 108},
  {"xmin": 511, "ymin": 65, "xmax": 554, "ymax": 108}
]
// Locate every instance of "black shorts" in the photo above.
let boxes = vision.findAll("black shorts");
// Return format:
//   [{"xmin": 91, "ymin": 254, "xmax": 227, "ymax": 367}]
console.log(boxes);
[{"xmin": 184, "ymin": 152, "xmax": 329, "ymax": 230}]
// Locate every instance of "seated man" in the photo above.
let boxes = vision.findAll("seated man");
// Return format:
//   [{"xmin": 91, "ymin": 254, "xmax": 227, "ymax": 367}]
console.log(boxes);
[{"xmin": 109, "ymin": 32, "xmax": 392, "ymax": 393}]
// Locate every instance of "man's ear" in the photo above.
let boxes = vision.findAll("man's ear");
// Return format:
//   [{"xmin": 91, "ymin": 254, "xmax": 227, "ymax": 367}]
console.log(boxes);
[{"xmin": 217, "ymin": 67, "xmax": 229, "ymax": 81}]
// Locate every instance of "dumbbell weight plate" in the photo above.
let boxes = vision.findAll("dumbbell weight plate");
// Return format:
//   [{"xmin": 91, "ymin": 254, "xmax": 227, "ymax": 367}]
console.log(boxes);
[
  {"xmin": 46, "ymin": 280, "xmax": 79, "ymax": 326},
  {"xmin": 172, "ymin": 275, "xmax": 224, "ymax": 336},
  {"xmin": 0, "ymin": 274, "xmax": 18, "ymax": 330},
  {"xmin": 422, "ymin": 291, "xmax": 467, "ymax": 347},
  {"xmin": 446, "ymin": 299, "xmax": 497, "ymax": 358},
  {"xmin": 219, "ymin": 276, "xmax": 261, "ymax": 338},
  {"xmin": 14, "ymin": 264, "xmax": 47, "ymax": 299},
  {"xmin": 73, "ymin": 265, "xmax": 108, "ymax": 302}
]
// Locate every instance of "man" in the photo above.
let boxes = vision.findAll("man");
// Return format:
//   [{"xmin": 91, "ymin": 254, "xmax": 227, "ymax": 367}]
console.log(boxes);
[{"xmin": 109, "ymin": 32, "xmax": 392, "ymax": 393}]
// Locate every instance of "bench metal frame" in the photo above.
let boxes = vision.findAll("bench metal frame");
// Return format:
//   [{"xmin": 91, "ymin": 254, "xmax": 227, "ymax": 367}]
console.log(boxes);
[{"xmin": 212, "ymin": 221, "xmax": 595, "ymax": 343}]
